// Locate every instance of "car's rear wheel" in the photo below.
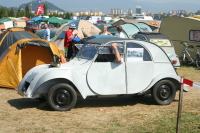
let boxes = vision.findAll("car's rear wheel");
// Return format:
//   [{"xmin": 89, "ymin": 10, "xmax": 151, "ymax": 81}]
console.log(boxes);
[
  {"xmin": 151, "ymin": 80, "xmax": 176, "ymax": 105},
  {"xmin": 48, "ymin": 83, "xmax": 77, "ymax": 111}
]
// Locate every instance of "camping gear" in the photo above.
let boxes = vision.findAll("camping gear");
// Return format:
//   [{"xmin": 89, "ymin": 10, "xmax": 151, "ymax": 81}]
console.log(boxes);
[{"xmin": 0, "ymin": 28, "xmax": 64, "ymax": 88}]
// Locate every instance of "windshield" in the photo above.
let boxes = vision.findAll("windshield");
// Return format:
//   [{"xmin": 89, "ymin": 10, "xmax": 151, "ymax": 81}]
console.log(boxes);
[{"xmin": 77, "ymin": 43, "xmax": 100, "ymax": 59}]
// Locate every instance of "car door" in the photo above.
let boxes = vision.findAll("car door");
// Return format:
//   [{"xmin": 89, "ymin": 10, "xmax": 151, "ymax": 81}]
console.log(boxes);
[
  {"xmin": 87, "ymin": 42, "xmax": 126, "ymax": 95},
  {"xmin": 125, "ymin": 41, "xmax": 154, "ymax": 94}
]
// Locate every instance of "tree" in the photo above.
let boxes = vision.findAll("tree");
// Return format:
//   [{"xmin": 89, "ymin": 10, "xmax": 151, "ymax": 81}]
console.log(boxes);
[
  {"xmin": 43, "ymin": 3, "xmax": 48, "ymax": 15},
  {"xmin": 25, "ymin": 5, "xmax": 30, "ymax": 18},
  {"xmin": 0, "ymin": 7, "xmax": 8, "ymax": 18},
  {"xmin": 9, "ymin": 8, "xmax": 15, "ymax": 17},
  {"xmin": 16, "ymin": 8, "xmax": 22, "ymax": 17},
  {"xmin": 65, "ymin": 12, "xmax": 70, "ymax": 19}
]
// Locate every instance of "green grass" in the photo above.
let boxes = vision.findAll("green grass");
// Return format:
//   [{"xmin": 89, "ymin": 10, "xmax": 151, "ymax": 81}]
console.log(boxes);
[{"xmin": 115, "ymin": 112, "xmax": 200, "ymax": 133}]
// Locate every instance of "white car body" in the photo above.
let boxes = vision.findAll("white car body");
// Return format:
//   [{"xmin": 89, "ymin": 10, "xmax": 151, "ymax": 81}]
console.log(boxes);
[{"xmin": 17, "ymin": 38, "xmax": 186, "ymax": 111}]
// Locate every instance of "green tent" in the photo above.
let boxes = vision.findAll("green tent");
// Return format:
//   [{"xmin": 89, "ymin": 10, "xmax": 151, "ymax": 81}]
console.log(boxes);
[
  {"xmin": 38, "ymin": 17, "xmax": 67, "ymax": 27},
  {"xmin": 0, "ymin": 17, "xmax": 14, "ymax": 22}
]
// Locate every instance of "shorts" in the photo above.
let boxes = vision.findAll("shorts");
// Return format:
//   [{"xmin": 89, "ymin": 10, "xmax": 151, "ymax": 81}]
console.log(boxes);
[{"xmin": 64, "ymin": 47, "xmax": 73, "ymax": 59}]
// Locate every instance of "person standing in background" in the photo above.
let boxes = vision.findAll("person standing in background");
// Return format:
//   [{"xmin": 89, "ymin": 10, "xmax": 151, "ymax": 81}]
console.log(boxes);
[
  {"xmin": 99, "ymin": 25, "xmax": 113, "ymax": 36},
  {"xmin": 117, "ymin": 26, "xmax": 125, "ymax": 38},
  {"xmin": 64, "ymin": 23, "xmax": 77, "ymax": 62},
  {"xmin": 43, "ymin": 23, "xmax": 50, "ymax": 41}
]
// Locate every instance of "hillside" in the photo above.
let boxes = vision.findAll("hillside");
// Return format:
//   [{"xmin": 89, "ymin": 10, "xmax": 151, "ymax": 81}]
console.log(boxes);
[{"xmin": 15, "ymin": 0, "xmax": 66, "ymax": 12}]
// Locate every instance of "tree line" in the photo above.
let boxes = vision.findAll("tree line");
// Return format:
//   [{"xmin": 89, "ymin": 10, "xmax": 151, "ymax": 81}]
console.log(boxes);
[{"xmin": 0, "ymin": 4, "xmax": 73, "ymax": 19}]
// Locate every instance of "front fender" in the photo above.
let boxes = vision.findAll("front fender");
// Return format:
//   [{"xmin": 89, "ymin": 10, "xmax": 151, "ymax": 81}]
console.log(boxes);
[
  {"xmin": 17, "ymin": 64, "xmax": 50, "ymax": 94},
  {"xmin": 25, "ymin": 69, "xmax": 86, "ymax": 99}
]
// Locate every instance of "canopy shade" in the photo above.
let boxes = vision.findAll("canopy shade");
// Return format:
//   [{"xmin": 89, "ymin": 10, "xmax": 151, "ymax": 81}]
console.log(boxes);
[
  {"xmin": 38, "ymin": 16, "xmax": 67, "ymax": 23},
  {"xmin": 27, "ymin": 17, "xmax": 42, "ymax": 22},
  {"xmin": 0, "ymin": 17, "xmax": 14, "ymax": 22}
]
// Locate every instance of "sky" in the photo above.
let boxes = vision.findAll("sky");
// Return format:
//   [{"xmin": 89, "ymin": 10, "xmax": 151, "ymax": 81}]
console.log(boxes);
[{"xmin": 0, "ymin": 0, "xmax": 200, "ymax": 13}]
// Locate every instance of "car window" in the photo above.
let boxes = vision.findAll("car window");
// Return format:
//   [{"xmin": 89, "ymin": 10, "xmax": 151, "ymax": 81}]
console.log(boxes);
[
  {"xmin": 77, "ymin": 43, "xmax": 100, "ymax": 60},
  {"xmin": 126, "ymin": 42, "xmax": 152, "ymax": 61},
  {"xmin": 95, "ymin": 42, "xmax": 124, "ymax": 62}
]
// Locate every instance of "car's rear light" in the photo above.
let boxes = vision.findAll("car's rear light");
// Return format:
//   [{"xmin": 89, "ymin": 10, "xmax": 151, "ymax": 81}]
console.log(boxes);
[{"xmin": 172, "ymin": 60, "xmax": 177, "ymax": 64}]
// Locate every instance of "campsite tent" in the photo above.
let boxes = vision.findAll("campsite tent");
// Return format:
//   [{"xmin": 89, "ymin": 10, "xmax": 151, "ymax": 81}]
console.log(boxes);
[
  {"xmin": 0, "ymin": 38, "xmax": 64, "ymax": 89},
  {"xmin": 35, "ymin": 28, "xmax": 58, "ymax": 41},
  {"xmin": 108, "ymin": 23, "xmax": 152, "ymax": 38},
  {"xmin": 0, "ymin": 28, "xmax": 64, "ymax": 88},
  {"xmin": 52, "ymin": 20, "xmax": 101, "ymax": 50},
  {"xmin": 112, "ymin": 19, "xmax": 160, "ymax": 32},
  {"xmin": 0, "ymin": 28, "xmax": 39, "ymax": 55}
]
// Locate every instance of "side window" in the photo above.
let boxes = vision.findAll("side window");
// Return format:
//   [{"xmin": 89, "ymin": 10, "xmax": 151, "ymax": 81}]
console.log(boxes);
[
  {"xmin": 95, "ymin": 42, "xmax": 124, "ymax": 62},
  {"xmin": 126, "ymin": 42, "xmax": 152, "ymax": 62}
]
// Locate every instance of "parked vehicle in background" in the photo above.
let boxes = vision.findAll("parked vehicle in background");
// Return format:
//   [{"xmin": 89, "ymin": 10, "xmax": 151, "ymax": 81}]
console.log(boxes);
[
  {"xmin": 25, "ymin": 23, "xmax": 55, "ymax": 33},
  {"xmin": 134, "ymin": 32, "xmax": 180, "ymax": 68},
  {"xmin": 25, "ymin": 23, "xmax": 41, "ymax": 33},
  {"xmin": 17, "ymin": 37, "xmax": 188, "ymax": 111}
]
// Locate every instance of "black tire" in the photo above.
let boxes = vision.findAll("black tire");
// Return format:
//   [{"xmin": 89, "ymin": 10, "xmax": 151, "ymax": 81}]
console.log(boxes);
[
  {"xmin": 36, "ymin": 97, "xmax": 46, "ymax": 102},
  {"xmin": 179, "ymin": 56, "xmax": 188, "ymax": 66},
  {"xmin": 48, "ymin": 83, "xmax": 77, "ymax": 111},
  {"xmin": 151, "ymin": 80, "xmax": 176, "ymax": 105},
  {"xmin": 196, "ymin": 54, "xmax": 200, "ymax": 69}
]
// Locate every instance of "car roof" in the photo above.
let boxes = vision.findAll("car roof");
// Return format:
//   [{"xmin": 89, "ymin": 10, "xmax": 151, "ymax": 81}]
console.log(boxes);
[
  {"xmin": 86, "ymin": 37, "xmax": 130, "ymax": 44},
  {"xmin": 136, "ymin": 32, "xmax": 170, "ymax": 40}
]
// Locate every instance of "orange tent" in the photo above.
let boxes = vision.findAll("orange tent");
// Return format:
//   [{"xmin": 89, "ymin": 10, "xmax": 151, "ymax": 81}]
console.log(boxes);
[{"xmin": 0, "ymin": 28, "xmax": 64, "ymax": 88}]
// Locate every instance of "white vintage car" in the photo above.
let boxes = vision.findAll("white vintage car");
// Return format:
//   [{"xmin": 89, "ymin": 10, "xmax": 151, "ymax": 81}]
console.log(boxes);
[{"xmin": 17, "ymin": 37, "xmax": 187, "ymax": 111}]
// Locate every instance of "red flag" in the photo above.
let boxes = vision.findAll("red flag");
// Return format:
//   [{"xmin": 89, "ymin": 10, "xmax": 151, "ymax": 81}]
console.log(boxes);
[{"xmin": 36, "ymin": 4, "xmax": 44, "ymax": 15}]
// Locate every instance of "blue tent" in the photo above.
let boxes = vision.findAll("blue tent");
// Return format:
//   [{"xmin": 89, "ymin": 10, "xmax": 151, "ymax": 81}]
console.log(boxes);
[{"xmin": 27, "ymin": 17, "xmax": 42, "ymax": 22}]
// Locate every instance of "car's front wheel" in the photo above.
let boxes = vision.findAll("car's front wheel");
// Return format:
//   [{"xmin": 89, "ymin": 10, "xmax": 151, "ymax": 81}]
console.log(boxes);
[
  {"xmin": 151, "ymin": 80, "xmax": 176, "ymax": 105},
  {"xmin": 48, "ymin": 83, "xmax": 77, "ymax": 111}
]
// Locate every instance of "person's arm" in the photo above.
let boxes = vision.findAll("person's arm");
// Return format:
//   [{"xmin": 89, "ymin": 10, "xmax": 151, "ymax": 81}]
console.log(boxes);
[
  {"xmin": 46, "ymin": 29, "xmax": 50, "ymax": 40},
  {"xmin": 66, "ymin": 31, "xmax": 77, "ymax": 39},
  {"xmin": 108, "ymin": 32, "xmax": 113, "ymax": 36},
  {"xmin": 111, "ymin": 43, "xmax": 121, "ymax": 63}
]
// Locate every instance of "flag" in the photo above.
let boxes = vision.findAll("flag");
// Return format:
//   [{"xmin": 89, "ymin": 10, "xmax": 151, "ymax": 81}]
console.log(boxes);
[
  {"xmin": 36, "ymin": 4, "xmax": 44, "ymax": 15},
  {"xmin": 181, "ymin": 78, "xmax": 200, "ymax": 89},
  {"xmin": 30, "ymin": 3, "xmax": 32, "ymax": 12}
]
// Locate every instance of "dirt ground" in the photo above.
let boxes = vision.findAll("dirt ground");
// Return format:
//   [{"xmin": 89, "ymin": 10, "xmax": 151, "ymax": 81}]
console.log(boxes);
[{"xmin": 0, "ymin": 67, "xmax": 200, "ymax": 133}]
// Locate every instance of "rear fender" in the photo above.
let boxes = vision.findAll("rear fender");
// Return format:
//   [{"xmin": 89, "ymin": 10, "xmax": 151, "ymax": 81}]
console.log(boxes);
[{"xmin": 140, "ymin": 73, "xmax": 181, "ymax": 93}]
